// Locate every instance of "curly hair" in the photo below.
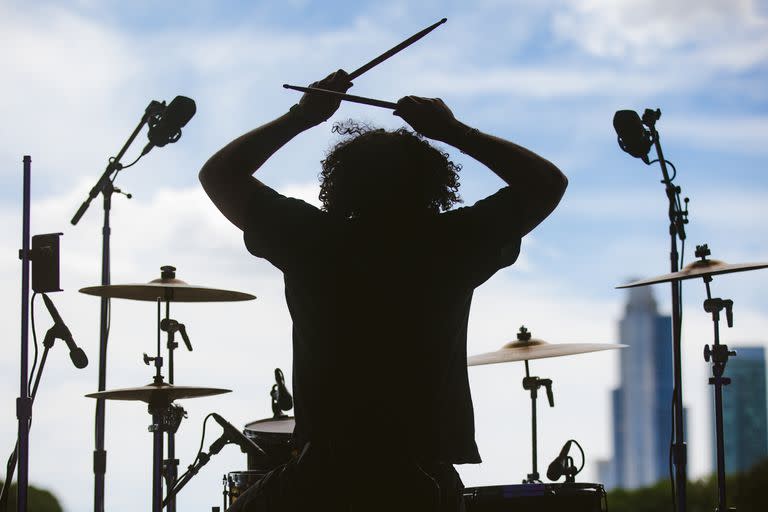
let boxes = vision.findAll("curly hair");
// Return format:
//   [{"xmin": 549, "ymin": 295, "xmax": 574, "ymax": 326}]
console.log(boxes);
[{"xmin": 319, "ymin": 120, "xmax": 462, "ymax": 218}]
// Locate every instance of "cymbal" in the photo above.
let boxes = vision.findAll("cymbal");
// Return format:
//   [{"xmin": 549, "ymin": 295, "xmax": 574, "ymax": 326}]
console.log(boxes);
[
  {"xmin": 85, "ymin": 382, "xmax": 231, "ymax": 403},
  {"xmin": 618, "ymin": 254, "xmax": 768, "ymax": 289},
  {"xmin": 467, "ymin": 326, "xmax": 626, "ymax": 367},
  {"xmin": 79, "ymin": 265, "xmax": 256, "ymax": 302}
]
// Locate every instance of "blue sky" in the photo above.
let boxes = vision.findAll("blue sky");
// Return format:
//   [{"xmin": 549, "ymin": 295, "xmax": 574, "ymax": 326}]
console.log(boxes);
[{"xmin": 1, "ymin": 1, "xmax": 767, "ymax": 510}]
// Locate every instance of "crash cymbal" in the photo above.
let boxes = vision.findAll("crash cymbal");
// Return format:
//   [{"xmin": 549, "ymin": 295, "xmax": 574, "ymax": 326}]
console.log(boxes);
[
  {"xmin": 618, "ymin": 244, "xmax": 768, "ymax": 289},
  {"xmin": 85, "ymin": 382, "xmax": 231, "ymax": 403},
  {"xmin": 79, "ymin": 265, "xmax": 255, "ymax": 302},
  {"xmin": 467, "ymin": 326, "xmax": 626, "ymax": 367}
]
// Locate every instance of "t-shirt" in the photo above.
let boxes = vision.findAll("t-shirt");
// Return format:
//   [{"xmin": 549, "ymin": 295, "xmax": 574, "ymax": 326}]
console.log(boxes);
[{"xmin": 243, "ymin": 184, "xmax": 522, "ymax": 464}]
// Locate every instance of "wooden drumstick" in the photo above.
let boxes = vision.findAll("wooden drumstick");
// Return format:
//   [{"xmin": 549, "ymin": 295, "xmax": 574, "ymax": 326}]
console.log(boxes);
[
  {"xmin": 348, "ymin": 18, "xmax": 447, "ymax": 80},
  {"xmin": 283, "ymin": 84, "xmax": 398, "ymax": 110}
]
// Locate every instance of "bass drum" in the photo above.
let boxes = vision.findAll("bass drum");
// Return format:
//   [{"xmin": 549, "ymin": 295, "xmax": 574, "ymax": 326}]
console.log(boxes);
[
  {"xmin": 463, "ymin": 483, "xmax": 607, "ymax": 512},
  {"xmin": 243, "ymin": 416, "xmax": 296, "ymax": 471}
]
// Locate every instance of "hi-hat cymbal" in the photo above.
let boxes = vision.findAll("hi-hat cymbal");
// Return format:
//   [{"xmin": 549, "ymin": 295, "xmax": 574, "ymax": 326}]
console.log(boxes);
[
  {"xmin": 79, "ymin": 265, "xmax": 256, "ymax": 302},
  {"xmin": 618, "ymin": 245, "xmax": 768, "ymax": 289},
  {"xmin": 86, "ymin": 382, "xmax": 231, "ymax": 403},
  {"xmin": 467, "ymin": 326, "xmax": 626, "ymax": 367}
]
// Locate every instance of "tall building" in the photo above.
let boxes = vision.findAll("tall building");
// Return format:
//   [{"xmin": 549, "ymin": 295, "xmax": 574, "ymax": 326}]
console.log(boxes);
[
  {"xmin": 711, "ymin": 346, "xmax": 768, "ymax": 475},
  {"xmin": 598, "ymin": 286, "xmax": 675, "ymax": 489}
]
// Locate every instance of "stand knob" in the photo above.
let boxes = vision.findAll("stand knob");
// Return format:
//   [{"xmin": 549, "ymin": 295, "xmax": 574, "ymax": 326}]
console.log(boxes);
[{"xmin": 161, "ymin": 265, "xmax": 176, "ymax": 279}]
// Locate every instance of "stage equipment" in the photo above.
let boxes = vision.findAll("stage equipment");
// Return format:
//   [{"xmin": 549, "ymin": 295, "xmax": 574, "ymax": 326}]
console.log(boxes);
[
  {"xmin": 613, "ymin": 107, "xmax": 689, "ymax": 512},
  {"xmin": 80, "ymin": 265, "xmax": 256, "ymax": 512},
  {"xmin": 31, "ymin": 233, "xmax": 62, "ymax": 293},
  {"xmin": 546, "ymin": 439, "xmax": 584, "ymax": 483},
  {"xmin": 85, "ymin": 295, "xmax": 230, "ymax": 512},
  {"xmin": 70, "ymin": 98, "xmax": 196, "ymax": 512},
  {"xmin": 620, "ymin": 244, "xmax": 767, "ymax": 511},
  {"xmin": 271, "ymin": 368, "xmax": 293, "ymax": 416},
  {"xmin": 463, "ymin": 482, "xmax": 606, "ymax": 512},
  {"xmin": 468, "ymin": 326, "xmax": 624, "ymax": 483}
]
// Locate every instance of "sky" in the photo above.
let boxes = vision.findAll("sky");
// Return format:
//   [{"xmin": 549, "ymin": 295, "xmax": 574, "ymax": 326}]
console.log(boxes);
[{"xmin": 1, "ymin": 0, "xmax": 767, "ymax": 510}]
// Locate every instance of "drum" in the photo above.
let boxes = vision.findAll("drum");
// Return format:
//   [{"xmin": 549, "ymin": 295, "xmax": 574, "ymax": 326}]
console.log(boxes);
[
  {"xmin": 463, "ymin": 483, "xmax": 607, "ymax": 512},
  {"xmin": 243, "ymin": 416, "xmax": 296, "ymax": 471},
  {"xmin": 227, "ymin": 470, "xmax": 268, "ymax": 506}
]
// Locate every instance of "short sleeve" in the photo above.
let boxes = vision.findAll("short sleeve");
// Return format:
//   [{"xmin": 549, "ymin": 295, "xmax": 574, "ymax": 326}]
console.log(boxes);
[
  {"xmin": 443, "ymin": 186, "xmax": 523, "ymax": 287},
  {"xmin": 242, "ymin": 184, "xmax": 325, "ymax": 271}
]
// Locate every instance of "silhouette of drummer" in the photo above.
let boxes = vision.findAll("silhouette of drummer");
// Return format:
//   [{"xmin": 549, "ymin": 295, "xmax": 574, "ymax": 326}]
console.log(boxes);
[{"xmin": 200, "ymin": 69, "xmax": 567, "ymax": 512}]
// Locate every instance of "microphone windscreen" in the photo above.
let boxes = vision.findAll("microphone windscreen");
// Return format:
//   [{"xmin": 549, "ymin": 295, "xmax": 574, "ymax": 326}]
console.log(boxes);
[
  {"xmin": 613, "ymin": 110, "xmax": 652, "ymax": 160},
  {"xmin": 70, "ymin": 347, "xmax": 89, "ymax": 369}
]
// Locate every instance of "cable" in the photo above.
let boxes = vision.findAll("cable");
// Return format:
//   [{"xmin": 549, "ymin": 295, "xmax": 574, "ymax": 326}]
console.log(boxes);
[
  {"xmin": 28, "ymin": 293, "xmax": 39, "ymax": 394},
  {"xmin": 173, "ymin": 413, "xmax": 214, "ymax": 490},
  {"xmin": 570, "ymin": 439, "xmax": 585, "ymax": 475}
]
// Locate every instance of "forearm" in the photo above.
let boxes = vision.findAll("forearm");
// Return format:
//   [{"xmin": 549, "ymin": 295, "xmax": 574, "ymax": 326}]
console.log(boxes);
[
  {"xmin": 199, "ymin": 107, "xmax": 311, "ymax": 188},
  {"xmin": 441, "ymin": 121, "xmax": 567, "ymax": 197}
]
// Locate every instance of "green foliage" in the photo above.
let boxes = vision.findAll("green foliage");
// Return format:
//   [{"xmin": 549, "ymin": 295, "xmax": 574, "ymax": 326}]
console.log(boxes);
[
  {"xmin": 607, "ymin": 458, "xmax": 768, "ymax": 511},
  {"xmin": 0, "ymin": 482, "xmax": 63, "ymax": 512}
]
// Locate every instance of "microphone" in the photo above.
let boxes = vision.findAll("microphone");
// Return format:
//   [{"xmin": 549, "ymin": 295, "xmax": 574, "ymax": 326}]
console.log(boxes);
[
  {"xmin": 613, "ymin": 110, "xmax": 652, "ymax": 163},
  {"xmin": 210, "ymin": 413, "xmax": 264, "ymax": 457},
  {"xmin": 546, "ymin": 440, "xmax": 573, "ymax": 481},
  {"xmin": 41, "ymin": 294, "xmax": 88, "ymax": 369},
  {"xmin": 142, "ymin": 96, "xmax": 196, "ymax": 155},
  {"xmin": 273, "ymin": 368, "xmax": 293, "ymax": 411}
]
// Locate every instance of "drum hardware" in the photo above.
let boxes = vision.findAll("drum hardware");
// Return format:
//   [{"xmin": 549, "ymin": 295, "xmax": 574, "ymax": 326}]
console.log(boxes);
[
  {"xmin": 620, "ymin": 243, "xmax": 768, "ymax": 512},
  {"xmin": 464, "ymin": 482, "xmax": 607, "ymax": 512},
  {"xmin": 80, "ymin": 265, "xmax": 255, "ymax": 512},
  {"xmin": 468, "ymin": 326, "xmax": 625, "ymax": 484}
]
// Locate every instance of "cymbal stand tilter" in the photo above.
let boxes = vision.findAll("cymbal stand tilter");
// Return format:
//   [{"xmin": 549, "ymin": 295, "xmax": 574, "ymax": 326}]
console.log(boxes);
[
  {"xmin": 157, "ymin": 266, "xmax": 193, "ymax": 512},
  {"xmin": 696, "ymin": 245, "xmax": 737, "ymax": 512},
  {"xmin": 517, "ymin": 328, "xmax": 555, "ymax": 484},
  {"xmin": 143, "ymin": 297, "xmax": 187, "ymax": 512}
]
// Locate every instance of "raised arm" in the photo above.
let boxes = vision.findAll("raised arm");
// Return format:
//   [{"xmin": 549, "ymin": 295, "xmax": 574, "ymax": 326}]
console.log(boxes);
[
  {"xmin": 393, "ymin": 96, "xmax": 567, "ymax": 236},
  {"xmin": 199, "ymin": 70, "xmax": 352, "ymax": 230}
]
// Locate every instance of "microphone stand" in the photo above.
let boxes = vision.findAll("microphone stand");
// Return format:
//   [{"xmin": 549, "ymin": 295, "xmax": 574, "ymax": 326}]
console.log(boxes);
[
  {"xmin": 643, "ymin": 109, "xmax": 690, "ymax": 512},
  {"xmin": 70, "ymin": 100, "xmax": 163, "ymax": 512},
  {"xmin": 13, "ymin": 156, "xmax": 32, "ymax": 512}
]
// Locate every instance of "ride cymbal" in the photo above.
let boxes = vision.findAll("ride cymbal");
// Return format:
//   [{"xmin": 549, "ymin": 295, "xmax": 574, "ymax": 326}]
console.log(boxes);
[
  {"xmin": 467, "ymin": 326, "xmax": 626, "ymax": 367},
  {"xmin": 79, "ymin": 265, "xmax": 256, "ymax": 302},
  {"xmin": 618, "ymin": 245, "xmax": 768, "ymax": 289},
  {"xmin": 85, "ymin": 382, "xmax": 231, "ymax": 403}
]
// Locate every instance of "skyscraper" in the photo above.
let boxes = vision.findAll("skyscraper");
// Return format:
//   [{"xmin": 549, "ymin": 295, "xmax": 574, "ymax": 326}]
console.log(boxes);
[
  {"xmin": 711, "ymin": 346, "xmax": 768, "ymax": 475},
  {"xmin": 598, "ymin": 286, "xmax": 675, "ymax": 489}
]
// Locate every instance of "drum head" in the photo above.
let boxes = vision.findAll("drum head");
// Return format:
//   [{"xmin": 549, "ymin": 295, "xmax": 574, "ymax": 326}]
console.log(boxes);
[{"xmin": 244, "ymin": 416, "xmax": 295, "ymax": 435}]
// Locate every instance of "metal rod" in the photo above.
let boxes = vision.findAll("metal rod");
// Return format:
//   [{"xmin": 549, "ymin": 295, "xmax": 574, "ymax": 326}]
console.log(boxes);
[
  {"xmin": 651, "ymin": 123, "xmax": 688, "ymax": 512},
  {"xmin": 165, "ymin": 301, "xmax": 177, "ymax": 512},
  {"xmin": 282, "ymin": 85, "xmax": 398, "ymax": 110},
  {"xmin": 17, "ymin": 155, "xmax": 32, "ymax": 512},
  {"xmin": 348, "ymin": 18, "xmax": 447, "ymax": 80}
]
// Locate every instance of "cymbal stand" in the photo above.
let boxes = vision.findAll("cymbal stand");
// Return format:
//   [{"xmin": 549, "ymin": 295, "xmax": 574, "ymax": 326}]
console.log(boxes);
[
  {"xmin": 697, "ymin": 246, "xmax": 736, "ymax": 511},
  {"xmin": 158, "ymin": 267, "xmax": 193, "ymax": 512},
  {"xmin": 521, "ymin": 352, "xmax": 555, "ymax": 483},
  {"xmin": 142, "ymin": 298, "xmax": 185, "ymax": 512}
]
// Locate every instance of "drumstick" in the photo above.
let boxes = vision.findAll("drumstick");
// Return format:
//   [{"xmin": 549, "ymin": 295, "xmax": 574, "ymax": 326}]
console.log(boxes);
[
  {"xmin": 283, "ymin": 84, "xmax": 398, "ymax": 110},
  {"xmin": 348, "ymin": 18, "xmax": 447, "ymax": 79}
]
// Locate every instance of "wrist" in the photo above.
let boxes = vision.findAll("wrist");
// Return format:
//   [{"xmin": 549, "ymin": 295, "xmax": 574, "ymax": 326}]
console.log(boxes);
[
  {"xmin": 440, "ymin": 120, "xmax": 476, "ymax": 146},
  {"xmin": 287, "ymin": 104, "xmax": 320, "ymax": 130}
]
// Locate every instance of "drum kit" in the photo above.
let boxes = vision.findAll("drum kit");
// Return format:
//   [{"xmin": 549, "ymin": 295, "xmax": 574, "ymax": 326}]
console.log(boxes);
[{"xmin": 71, "ymin": 245, "xmax": 767, "ymax": 512}]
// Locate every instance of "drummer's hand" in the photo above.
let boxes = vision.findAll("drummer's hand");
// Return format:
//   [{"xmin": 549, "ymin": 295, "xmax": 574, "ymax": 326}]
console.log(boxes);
[
  {"xmin": 295, "ymin": 69, "xmax": 353, "ymax": 127},
  {"xmin": 393, "ymin": 96, "xmax": 463, "ymax": 142}
]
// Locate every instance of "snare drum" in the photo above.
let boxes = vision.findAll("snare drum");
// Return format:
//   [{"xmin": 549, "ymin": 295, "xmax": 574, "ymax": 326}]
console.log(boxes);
[
  {"xmin": 243, "ymin": 416, "xmax": 296, "ymax": 471},
  {"xmin": 463, "ymin": 483, "xmax": 606, "ymax": 512},
  {"xmin": 227, "ymin": 470, "xmax": 268, "ymax": 507}
]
